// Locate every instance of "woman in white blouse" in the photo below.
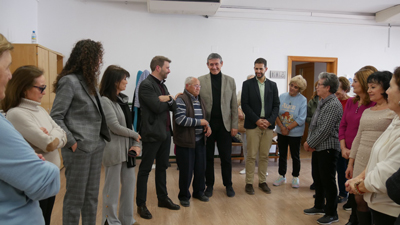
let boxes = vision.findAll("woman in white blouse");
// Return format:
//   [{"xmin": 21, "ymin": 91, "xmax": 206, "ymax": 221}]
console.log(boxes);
[{"xmin": 2, "ymin": 65, "xmax": 66, "ymax": 225}]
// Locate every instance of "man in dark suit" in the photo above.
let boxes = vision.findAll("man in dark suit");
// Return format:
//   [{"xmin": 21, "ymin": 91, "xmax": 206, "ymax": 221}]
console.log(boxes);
[
  {"xmin": 198, "ymin": 53, "xmax": 238, "ymax": 198},
  {"xmin": 241, "ymin": 58, "xmax": 280, "ymax": 195},
  {"xmin": 136, "ymin": 56, "xmax": 179, "ymax": 219}
]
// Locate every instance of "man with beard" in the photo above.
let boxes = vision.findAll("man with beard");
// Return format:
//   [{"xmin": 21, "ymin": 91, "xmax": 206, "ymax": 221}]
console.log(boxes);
[
  {"xmin": 198, "ymin": 53, "xmax": 238, "ymax": 197},
  {"xmin": 136, "ymin": 56, "xmax": 180, "ymax": 220},
  {"xmin": 241, "ymin": 57, "xmax": 280, "ymax": 195}
]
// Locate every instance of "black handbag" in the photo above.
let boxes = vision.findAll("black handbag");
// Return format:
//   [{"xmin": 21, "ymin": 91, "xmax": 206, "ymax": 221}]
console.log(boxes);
[{"xmin": 127, "ymin": 150, "xmax": 137, "ymax": 168}]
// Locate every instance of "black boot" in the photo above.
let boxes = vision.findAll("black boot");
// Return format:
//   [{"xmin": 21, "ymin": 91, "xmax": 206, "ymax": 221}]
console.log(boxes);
[{"xmin": 357, "ymin": 210, "xmax": 372, "ymax": 225}]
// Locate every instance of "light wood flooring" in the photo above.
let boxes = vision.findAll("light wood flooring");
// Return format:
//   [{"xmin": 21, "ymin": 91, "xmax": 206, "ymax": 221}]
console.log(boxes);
[{"xmin": 50, "ymin": 149, "xmax": 351, "ymax": 225}]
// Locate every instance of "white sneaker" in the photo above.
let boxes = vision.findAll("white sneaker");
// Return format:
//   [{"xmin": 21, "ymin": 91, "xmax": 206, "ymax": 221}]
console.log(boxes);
[
  {"xmin": 292, "ymin": 177, "xmax": 300, "ymax": 188},
  {"xmin": 152, "ymin": 164, "xmax": 156, "ymax": 169},
  {"xmin": 273, "ymin": 175, "xmax": 286, "ymax": 186},
  {"xmin": 266, "ymin": 172, "xmax": 268, "ymax": 176},
  {"xmin": 239, "ymin": 168, "xmax": 246, "ymax": 174}
]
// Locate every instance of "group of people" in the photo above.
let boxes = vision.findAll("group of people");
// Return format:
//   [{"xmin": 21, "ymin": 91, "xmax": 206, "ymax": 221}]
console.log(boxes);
[
  {"xmin": 1, "ymin": 32, "xmax": 400, "ymax": 225},
  {"xmin": 301, "ymin": 66, "xmax": 400, "ymax": 225}
]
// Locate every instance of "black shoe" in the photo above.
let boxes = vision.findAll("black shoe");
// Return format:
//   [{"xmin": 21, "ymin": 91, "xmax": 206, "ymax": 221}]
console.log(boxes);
[
  {"xmin": 158, "ymin": 197, "xmax": 180, "ymax": 210},
  {"xmin": 137, "ymin": 205, "xmax": 152, "ymax": 219},
  {"xmin": 310, "ymin": 183, "xmax": 316, "ymax": 190},
  {"xmin": 226, "ymin": 186, "xmax": 235, "ymax": 197},
  {"xmin": 204, "ymin": 186, "xmax": 213, "ymax": 197},
  {"xmin": 180, "ymin": 200, "xmax": 190, "ymax": 207},
  {"xmin": 317, "ymin": 215, "xmax": 339, "ymax": 224},
  {"xmin": 258, "ymin": 183, "xmax": 271, "ymax": 194},
  {"xmin": 193, "ymin": 195, "xmax": 209, "ymax": 202},
  {"xmin": 245, "ymin": 184, "xmax": 255, "ymax": 195},
  {"xmin": 345, "ymin": 222, "xmax": 358, "ymax": 225},
  {"xmin": 337, "ymin": 195, "xmax": 348, "ymax": 203},
  {"xmin": 343, "ymin": 202, "xmax": 351, "ymax": 211},
  {"xmin": 304, "ymin": 207, "xmax": 325, "ymax": 215}
]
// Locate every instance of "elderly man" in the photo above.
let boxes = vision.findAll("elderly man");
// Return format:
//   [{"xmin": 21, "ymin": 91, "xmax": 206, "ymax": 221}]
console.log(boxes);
[
  {"xmin": 198, "ymin": 53, "xmax": 238, "ymax": 197},
  {"xmin": 241, "ymin": 58, "xmax": 280, "ymax": 195},
  {"xmin": 173, "ymin": 77, "xmax": 212, "ymax": 207},
  {"xmin": 303, "ymin": 72, "xmax": 342, "ymax": 225}
]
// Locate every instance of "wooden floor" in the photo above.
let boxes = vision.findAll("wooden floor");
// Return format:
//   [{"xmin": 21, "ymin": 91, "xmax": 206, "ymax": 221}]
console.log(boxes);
[{"xmin": 51, "ymin": 149, "xmax": 351, "ymax": 225}]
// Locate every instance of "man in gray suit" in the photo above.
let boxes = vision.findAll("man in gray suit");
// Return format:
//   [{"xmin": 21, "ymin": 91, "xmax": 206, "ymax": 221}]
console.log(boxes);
[
  {"xmin": 198, "ymin": 53, "xmax": 238, "ymax": 198},
  {"xmin": 136, "ymin": 56, "xmax": 180, "ymax": 220}
]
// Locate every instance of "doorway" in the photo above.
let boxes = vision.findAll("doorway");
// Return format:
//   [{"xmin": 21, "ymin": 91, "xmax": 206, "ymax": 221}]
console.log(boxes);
[{"xmin": 287, "ymin": 56, "xmax": 338, "ymax": 145}]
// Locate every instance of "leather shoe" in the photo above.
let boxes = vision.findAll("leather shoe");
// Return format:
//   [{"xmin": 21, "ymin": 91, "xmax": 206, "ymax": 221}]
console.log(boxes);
[
  {"xmin": 180, "ymin": 200, "xmax": 190, "ymax": 207},
  {"xmin": 245, "ymin": 184, "xmax": 255, "ymax": 195},
  {"xmin": 137, "ymin": 205, "xmax": 152, "ymax": 219},
  {"xmin": 345, "ymin": 222, "xmax": 358, "ymax": 225},
  {"xmin": 226, "ymin": 186, "xmax": 235, "ymax": 197},
  {"xmin": 204, "ymin": 186, "xmax": 213, "ymax": 197},
  {"xmin": 259, "ymin": 182, "xmax": 271, "ymax": 194},
  {"xmin": 158, "ymin": 197, "xmax": 180, "ymax": 210},
  {"xmin": 193, "ymin": 195, "xmax": 209, "ymax": 202}
]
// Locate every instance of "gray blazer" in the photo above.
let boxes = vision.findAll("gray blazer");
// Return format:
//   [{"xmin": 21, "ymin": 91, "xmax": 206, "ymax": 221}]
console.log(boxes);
[
  {"xmin": 101, "ymin": 95, "xmax": 141, "ymax": 167},
  {"xmin": 50, "ymin": 74, "xmax": 110, "ymax": 152},
  {"xmin": 198, "ymin": 73, "xmax": 238, "ymax": 132}
]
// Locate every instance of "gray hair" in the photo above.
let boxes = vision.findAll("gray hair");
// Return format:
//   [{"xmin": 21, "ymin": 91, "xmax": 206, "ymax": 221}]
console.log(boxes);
[
  {"xmin": 185, "ymin": 76, "xmax": 196, "ymax": 85},
  {"xmin": 247, "ymin": 74, "xmax": 255, "ymax": 80},
  {"xmin": 207, "ymin": 53, "xmax": 222, "ymax": 63},
  {"xmin": 318, "ymin": 72, "xmax": 339, "ymax": 94}
]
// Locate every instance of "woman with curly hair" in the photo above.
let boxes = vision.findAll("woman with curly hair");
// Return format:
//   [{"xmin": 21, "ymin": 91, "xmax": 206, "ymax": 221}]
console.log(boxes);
[{"xmin": 50, "ymin": 39, "xmax": 111, "ymax": 225}]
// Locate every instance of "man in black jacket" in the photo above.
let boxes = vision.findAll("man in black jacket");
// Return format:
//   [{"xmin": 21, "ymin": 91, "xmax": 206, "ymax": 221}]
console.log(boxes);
[
  {"xmin": 136, "ymin": 56, "xmax": 179, "ymax": 219},
  {"xmin": 241, "ymin": 58, "xmax": 280, "ymax": 195}
]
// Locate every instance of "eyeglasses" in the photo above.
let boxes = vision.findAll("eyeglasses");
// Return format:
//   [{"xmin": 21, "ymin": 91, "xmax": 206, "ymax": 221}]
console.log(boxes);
[
  {"xmin": 192, "ymin": 84, "xmax": 201, "ymax": 89},
  {"xmin": 316, "ymin": 82, "xmax": 325, "ymax": 87},
  {"xmin": 33, "ymin": 85, "xmax": 47, "ymax": 93}
]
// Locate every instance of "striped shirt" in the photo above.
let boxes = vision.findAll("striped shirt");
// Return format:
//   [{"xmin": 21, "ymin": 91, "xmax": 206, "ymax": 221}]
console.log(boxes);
[{"xmin": 175, "ymin": 90, "xmax": 204, "ymax": 141}]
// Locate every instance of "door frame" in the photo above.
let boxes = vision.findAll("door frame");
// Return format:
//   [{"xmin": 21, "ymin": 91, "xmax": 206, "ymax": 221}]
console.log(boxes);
[{"xmin": 287, "ymin": 56, "xmax": 338, "ymax": 87}]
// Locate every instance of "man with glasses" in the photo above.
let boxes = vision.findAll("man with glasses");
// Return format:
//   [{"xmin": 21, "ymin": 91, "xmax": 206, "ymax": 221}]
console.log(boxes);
[
  {"xmin": 198, "ymin": 53, "xmax": 238, "ymax": 197},
  {"xmin": 173, "ymin": 77, "xmax": 212, "ymax": 207}
]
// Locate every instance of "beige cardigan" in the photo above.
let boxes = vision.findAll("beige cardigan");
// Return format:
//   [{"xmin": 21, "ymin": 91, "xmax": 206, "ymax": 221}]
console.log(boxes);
[{"xmin": 6, "ymin": 98, "xmax": 67, "ymax": 167}]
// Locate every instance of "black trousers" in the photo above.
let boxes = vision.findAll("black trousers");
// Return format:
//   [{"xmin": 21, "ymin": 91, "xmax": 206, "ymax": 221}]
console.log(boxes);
[
  {"xmin": 176, "ymin": 139, "xmax": 206, "ymax": 201},
  {"xmin": 336, "ymin": 154, "xmax": 348, "ymax": 197},
  {"xmin": 312, "ymin": 149, "xmax": 339, "ymax": 216},
  {"xmin": 136, "ymin": 132, "xmax": 171, "ymax": 206},
  {"xmin": 277, "ymin": 134, "xmax": 301, "ymax": 177},
  {"xmin": 205, "ymin": 120, "xmax": 232, "ymax": 188},
  {"xmin": 39, "ymin": 195, "xmax": 56, "ymax": 225},
  {"xmin": 371, "ymin": 209, "xmax": 397, "ymax": 225}
]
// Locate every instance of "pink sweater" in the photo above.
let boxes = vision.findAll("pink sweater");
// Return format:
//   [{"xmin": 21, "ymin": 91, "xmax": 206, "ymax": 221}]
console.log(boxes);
[{"xmin": 339, "ymin": 97, "xmax": 375, "ymax": 149}]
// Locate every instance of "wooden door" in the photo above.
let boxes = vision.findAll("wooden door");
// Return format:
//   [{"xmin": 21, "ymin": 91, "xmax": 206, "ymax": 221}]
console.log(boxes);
[
  {"xmin": 295, "ymin": 62, "xmax": 314, "ymax": 145},
  {"xmin": 37, "ymin": 47, "xmax": 50, "ymax": 113}
]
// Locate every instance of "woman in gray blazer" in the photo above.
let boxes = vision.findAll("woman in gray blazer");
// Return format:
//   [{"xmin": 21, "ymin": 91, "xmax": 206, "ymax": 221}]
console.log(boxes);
[
  {"xmin": 51, "ymin": 39, "xmax": 111, "ymax": 225},
  {"xmin": 100, "ymin": 65, "xmax": 141, "ymax": 225}
]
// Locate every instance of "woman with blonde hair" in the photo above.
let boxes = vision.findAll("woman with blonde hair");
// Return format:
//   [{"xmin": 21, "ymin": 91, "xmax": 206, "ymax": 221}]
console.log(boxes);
[
  {"xmin": 274, "ymin": 75, "xmax": 307, "ymax": 188},
  {"xmin": 339, "ymin": 68, "xmax": 376, "ymax": 224},
  {"xmin": 0, "ymin": 34, "xmax": 60, "ymax": 225},
  {"xmin": 2, "ymin": 65, "xmax": 67, "ymax": 225}
]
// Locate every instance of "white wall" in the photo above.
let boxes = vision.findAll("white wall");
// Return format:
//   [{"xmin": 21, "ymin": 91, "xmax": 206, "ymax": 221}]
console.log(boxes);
[
  {"xmin": 2, "ymin": 0, "xmax": 400, "ymax": 99},
  {"xmin": 0, "ymin": 0, "xmax": 38, "ymax": 43},
  {"xmin": 314, "ymin": 63, "xmax": 327, "ymax": 83}
]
